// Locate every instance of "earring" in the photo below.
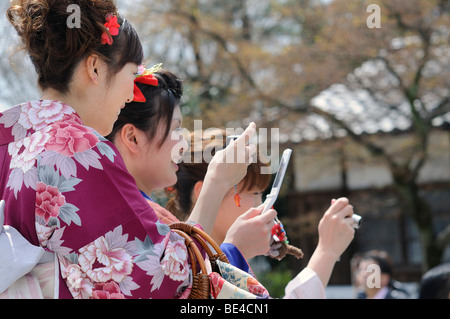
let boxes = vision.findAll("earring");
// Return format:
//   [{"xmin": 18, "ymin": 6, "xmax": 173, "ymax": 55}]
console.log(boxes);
[{"xmin": 233, "ymin": 184, "xmax": 241, "ymax": 207}]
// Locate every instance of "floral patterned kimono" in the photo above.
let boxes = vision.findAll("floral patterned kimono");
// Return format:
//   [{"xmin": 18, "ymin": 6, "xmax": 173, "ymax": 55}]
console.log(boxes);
[{"xmin": 0, "ymin": 100, "xmax": 194, "ymax": 299}]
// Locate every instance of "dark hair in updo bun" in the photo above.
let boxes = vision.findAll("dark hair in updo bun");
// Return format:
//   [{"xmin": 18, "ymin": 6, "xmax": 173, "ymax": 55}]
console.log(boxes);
[
  {"xmin": 7, "ymin": 0, "xmax": 143, "ymax": 93},
  {"xmin": 107, "ymin": 69, "xmax": 184, "ymax": 148}
]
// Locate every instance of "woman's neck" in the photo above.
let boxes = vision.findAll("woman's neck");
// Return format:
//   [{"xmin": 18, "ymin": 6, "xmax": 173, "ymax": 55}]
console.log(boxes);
[
  {"xmin": 41, "ymin": 89, "xmax": 82, "ymax": 113},
  {"xmin": 41, "ymin": 88, "xmax": 92, "ymax": 127},
  {"xmin": 42, "ymin": 88, "xmax": 68, "ymax": 104}
]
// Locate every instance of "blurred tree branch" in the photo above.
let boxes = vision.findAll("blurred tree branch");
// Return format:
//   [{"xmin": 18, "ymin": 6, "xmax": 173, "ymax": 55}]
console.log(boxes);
[{"xmin": 125, "ymin": 0, "xmax": 449, "ymax": 269}]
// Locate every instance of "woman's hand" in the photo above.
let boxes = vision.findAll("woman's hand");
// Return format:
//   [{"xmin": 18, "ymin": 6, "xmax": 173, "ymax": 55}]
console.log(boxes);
[
  {"xmin": 204, "ymin": 122, "xmax": 257, "ymax": 192},
  {"xmin": 317, "ymin": 197, "xmax": 355, "ymax": 259},
  {"xmin": 306, "ymin": 197, "xmax": 356, "ymax": 288},
  {"xmin": 188, "ymin": 122, "xmax": 257, "ymax": 234},
  {"xmin": 223, "ymin": 204, "xmax": 277, "ymax": 260}
]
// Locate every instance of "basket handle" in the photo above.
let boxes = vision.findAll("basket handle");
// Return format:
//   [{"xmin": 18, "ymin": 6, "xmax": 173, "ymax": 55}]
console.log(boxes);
[
  {"xmin": 169, "ymin": 222, "xmax": 229, "ymax": 264},
  {"xmin": 171, "ymin": 228, "xmax": 208, "ymax": 276}
]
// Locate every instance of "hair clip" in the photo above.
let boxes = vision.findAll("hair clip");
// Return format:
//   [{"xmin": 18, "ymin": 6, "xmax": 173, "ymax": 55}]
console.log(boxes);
[
  {"xmin": 101, "ymin": 13, "xmax": 120, "ymax": 45},
  {"xmin": 133, "ymin": 63, "xmax": 163, "ymax": 103}
]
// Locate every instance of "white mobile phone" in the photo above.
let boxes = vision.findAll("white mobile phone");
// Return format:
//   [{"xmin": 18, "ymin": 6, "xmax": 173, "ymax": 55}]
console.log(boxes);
[{"xmin": 261, "ymin": 148, "xmax": 292, "ymax": 214}]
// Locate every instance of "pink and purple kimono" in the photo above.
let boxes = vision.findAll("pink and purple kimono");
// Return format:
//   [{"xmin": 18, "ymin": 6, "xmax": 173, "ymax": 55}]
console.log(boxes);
[{"xmin": 0, "ymin": 100, "xmax": 194, "ymax": 299}]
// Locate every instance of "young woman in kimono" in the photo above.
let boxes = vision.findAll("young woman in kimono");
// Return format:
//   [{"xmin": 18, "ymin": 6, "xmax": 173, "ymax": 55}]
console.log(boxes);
[
  {"xmin": 167, "ymin": 134, "xmax": 356, "ymax": 298},
  {"xmin": 106, "ymin": 68, "xmax": 278, "ymax": 275},
  {"xmin": 106, "ymin": 67, "xmax": 355, "ymax": 298},
  {"xmin": 0, "ymin": 0, "xmax": 255, "ymax": 299}
]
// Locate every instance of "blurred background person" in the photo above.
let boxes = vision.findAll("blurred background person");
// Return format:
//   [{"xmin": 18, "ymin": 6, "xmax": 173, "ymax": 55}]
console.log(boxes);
[
  {"xmin": 418, "ymin": 262, "xmax": 450, "ymax": 299},
  {"xmin": 353, "ymin": 249, "xmax": 411, "ymax": 299}
]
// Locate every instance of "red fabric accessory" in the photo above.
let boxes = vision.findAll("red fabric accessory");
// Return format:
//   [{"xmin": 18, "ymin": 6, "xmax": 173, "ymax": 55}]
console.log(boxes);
[
  {"xmin": 133, "ymin": 64, "xmax": 162, "ymax": 103},
  {"xmin": 133, "ymin": 74, "xmax": 158, "ymax": 103},
  {"xmin": 101, "ymin": 14, "xmax": 120, "ymax": 45}
]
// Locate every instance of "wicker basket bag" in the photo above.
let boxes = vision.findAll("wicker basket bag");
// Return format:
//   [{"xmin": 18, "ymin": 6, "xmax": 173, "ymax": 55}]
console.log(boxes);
[{"xmin": 169, "ymin": 222, "xmax": 230, "ymax": 299}]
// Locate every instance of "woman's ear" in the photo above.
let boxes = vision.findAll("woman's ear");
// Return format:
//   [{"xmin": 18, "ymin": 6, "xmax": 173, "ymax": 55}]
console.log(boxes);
[
  {"xmin": 192, "ymin": 180, "xmax": 203, "ymax": 202},
  {"xmin": 119, "ymin": 124, "xmax": 140, "ymax": 154},
  {"xmin": 85, "ymin": 54, "xmax": 102, "ymax": 84}
]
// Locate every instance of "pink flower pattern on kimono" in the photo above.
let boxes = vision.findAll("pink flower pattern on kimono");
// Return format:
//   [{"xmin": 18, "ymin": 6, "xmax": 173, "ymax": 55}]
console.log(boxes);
[
  {"xmin": 210, "ymin": 272, "xmax": 225, "ymax": 299},
  {"xmin": 35, "ymin": 182, "xmax": 66, "ymax": 223},
  {"xmin": 78, "ymin": 236, "xmax": 134, "ymax": 283},
  {"xmin": 35, "ymin": 221, "xmax": 57, "ymax": 247},
  {"xmin": 136, "ymin": 233, "xmax": 190, "ymax": 292},
  {"xmin": 60, "ymin": 260, "xmax": 94, "ymax": 299},
  {"xmin": 45, "ymin": 121, "xmax": 99, "ymax": 157},
  {"xmin": 8, "ymin": 128, "xmax": 50, "ymax": 174},
  {"xmin": 92, "ymin": 282, "xmax": 125, "ymax": 299},
  {"xmin": 161, "ymin": 238, "xmax": 190, "ymax": 281},
  {"xmin": 18, "ymin": 100, "xmax": 74, "ymax": 132},
  {"xmin": 0, "ymin": 100, "xmax": 202, "ymax": 298}
]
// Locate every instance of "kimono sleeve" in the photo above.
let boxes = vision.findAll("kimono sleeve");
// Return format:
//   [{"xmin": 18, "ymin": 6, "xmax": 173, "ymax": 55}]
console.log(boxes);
[
  {"xmin": 36, "ymin": 136, "xmax": 193, "ymax": 299},
  {"xmin": 220, "ymin": 243, "xmax": 254, "ymax": 275},
  {"xmin": 283, "ymin": 267, "xmax": 325, "ymax": 299}
]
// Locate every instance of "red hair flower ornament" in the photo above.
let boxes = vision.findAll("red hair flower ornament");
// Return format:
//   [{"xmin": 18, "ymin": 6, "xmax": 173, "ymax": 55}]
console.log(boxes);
[
  {"xmin": 133, "ymin": 64, "xmax": 162, "ymax": 103},
  {"xmin": 101, "ymin": 14, "xmax": 120, "ymax": 45}
]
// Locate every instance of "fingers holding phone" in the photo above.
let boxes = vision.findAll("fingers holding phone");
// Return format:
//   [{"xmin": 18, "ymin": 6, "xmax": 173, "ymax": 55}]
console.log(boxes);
[
  {"xmin": 206, "ymin": 122, "xmax": 257, "ymax": 191},
  {"xmin": 317, "ymin": 197, "xmax": 356, "ymax": 259},
  {"xmin": 223, "ymin": 204, "xmax": 277, "ymax": 259}
]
